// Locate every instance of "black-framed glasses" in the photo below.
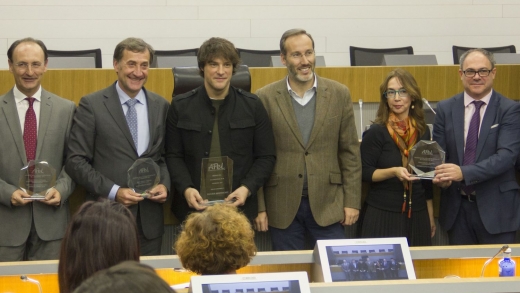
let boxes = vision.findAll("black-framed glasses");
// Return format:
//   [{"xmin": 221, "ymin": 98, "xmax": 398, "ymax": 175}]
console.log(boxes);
[
  {"xmin": 384, "ymin": 89, "xmax": 409, "ymax": 99},
  {"xmin": 462, "ymin": 68, "xmax": 493, "ymax": 77}
]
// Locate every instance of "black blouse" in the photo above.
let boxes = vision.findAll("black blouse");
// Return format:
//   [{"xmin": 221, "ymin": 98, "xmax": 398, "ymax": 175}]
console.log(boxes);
[{"xmin": 361, "ymin": 123, "xmax": 433, "ymax": 212}]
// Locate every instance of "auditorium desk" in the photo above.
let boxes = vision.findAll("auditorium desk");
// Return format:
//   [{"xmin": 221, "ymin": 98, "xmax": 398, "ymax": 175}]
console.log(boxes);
[
  {"xmin": 1, "ymin": 65, "xmax": 519, "ymax": 106},
  {"xmin": 1, "ymin": 245, "xmax": 520, "ymax": 292}
]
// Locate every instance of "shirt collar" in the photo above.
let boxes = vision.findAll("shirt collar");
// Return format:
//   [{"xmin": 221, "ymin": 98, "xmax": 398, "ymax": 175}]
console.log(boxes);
[
  {"xmin": 13, "ymin": 85, "xmax": 42, "ymax": 104},
  {"xmin": 285, "ymin": 75, "xmax": 317, "ymax": 96},
  {"xmin": 116, "ymin": 81, "xmax": 146, "ymax": 105},
  {"xmin": 463, "ymin": 89, "xmax": 493, "ymax": 107}
]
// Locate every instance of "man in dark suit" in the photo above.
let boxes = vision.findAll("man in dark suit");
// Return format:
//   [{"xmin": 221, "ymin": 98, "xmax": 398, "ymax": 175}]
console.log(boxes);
[
  {"xmin": 255, "ymin": 29, "xmax": 361, "ymax": 250},
  {"xmin": 66, "ymin": 38, "xmax": 170, "ymax": 255},
  {"xmin": 433, "ymin": 48, "xmax": 520, "ymax": 244},
  {"xmin": 0, "ymin": 38, "xmax": 75, "ymax": 261}
]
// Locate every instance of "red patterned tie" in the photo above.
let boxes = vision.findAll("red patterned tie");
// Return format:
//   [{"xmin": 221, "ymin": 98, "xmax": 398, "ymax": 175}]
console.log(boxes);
[{"xmin": 24, "ymin": 97, "xmax": 37, "ymax": 162}]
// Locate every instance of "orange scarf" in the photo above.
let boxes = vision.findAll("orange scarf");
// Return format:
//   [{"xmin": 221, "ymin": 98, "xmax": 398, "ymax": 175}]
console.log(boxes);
[{"xmin": 386, "ymin": 113, "xmax": 418, "ymax": 218}]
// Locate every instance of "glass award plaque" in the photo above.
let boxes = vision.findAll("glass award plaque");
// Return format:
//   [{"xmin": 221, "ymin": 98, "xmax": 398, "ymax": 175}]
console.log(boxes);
[
  {"xmin": 408, "ymin": 140, "xmax": 445, "ymax": 179},
  {"xmin": 19, "ymin": 160, "xmax": 56, "ymax": 200},
  {"xmin": 127, "ymin": 158, "xmax": 160, "ymax": 198},
  {"xmin": 200, "ymin": 156, "xmax": 233, "ymax": 205}
]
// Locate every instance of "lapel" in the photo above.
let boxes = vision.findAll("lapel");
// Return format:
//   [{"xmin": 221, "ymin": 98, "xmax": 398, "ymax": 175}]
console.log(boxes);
[
  {"xmin": 36, "ymin": 89, "xmax": 52, "ymax": 160},
  {"xmin": 451, "ymin": 94, "xmax": 466, "ymax": 165},
  {"xmin": 143, "ymin": 88, "xmax": 157, "ymax": 156},
  {"xmin": 306, "ymin": 76, "xmax": 330, "ymax": 149},
  {"xmin": 103, "ymin": 83, "xmax": 137, "ymax": 154},
  {"xmin": 475, "ymin": 92, "xmax": 498, "ymax": 161},
  {"xmin": 273, "ymin": 80, "xmax": 305, "ymax": 148},
  {"xmin": 1, "ymin": 89, "xmax": 27, "ymax": 163}
]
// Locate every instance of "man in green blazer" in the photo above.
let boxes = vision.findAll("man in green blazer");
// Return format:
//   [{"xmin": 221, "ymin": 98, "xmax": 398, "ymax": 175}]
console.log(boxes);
[{"xmin": 255, "ymin": 29, "xmax": 361, "ymax": 250}]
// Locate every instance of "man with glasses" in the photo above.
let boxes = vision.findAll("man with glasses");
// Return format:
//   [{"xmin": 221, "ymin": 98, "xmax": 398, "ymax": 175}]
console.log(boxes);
[
  {"xmin": 0, "ymin": 38, "xmax": 75, "ymax": 261},
  {"xmin": 432, "ymin": 48, "xmax": 520, "ymax": 244},
  {"xmin": 255, "ymin": 29, "xmax": 361, "ymax": 250}
]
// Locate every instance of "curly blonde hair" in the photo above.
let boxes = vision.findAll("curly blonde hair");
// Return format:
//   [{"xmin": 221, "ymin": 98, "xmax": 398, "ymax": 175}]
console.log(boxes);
[{"xmin": 175, "ymin": 204, "xmax": 256, "ymax": 275}]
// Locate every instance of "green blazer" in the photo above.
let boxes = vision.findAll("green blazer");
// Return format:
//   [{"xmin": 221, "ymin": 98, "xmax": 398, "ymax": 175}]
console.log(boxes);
[{"xmin": 256, "ymin": 76, "xmax": 361, "ymax": 229}]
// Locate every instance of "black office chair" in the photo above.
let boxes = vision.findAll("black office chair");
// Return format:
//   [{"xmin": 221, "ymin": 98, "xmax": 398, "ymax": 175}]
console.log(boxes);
[
  {"xmin": 151, "ymin": 48, "xmax": 199, "ymax": 68},
  {"xmin": 47, "ymin": 49, "xmax": 102, "ymax": 68},
  {"xmin": 349, "ymin": 46, "xmax": 414, "ymax": 66},
  {"xmin": 452, "ymin": 45, "xmax": 516, "ymax": 64},
  {"xmin": 237, "ymin": 48, "xmax": 280, "ymax": 67},
  {"xmin": 172, "ymin": 65, "xmax": 251, "ymax": 98}
]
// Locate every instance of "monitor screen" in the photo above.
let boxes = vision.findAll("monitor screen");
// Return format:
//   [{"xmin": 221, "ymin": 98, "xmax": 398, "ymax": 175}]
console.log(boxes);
[
  {"xmin": 189, "ymin": 272, "xmax": 311, "ymax": 293},
  {"xmin": 313, "ymin": 237, "xmax": 416, "ymax": 282}
]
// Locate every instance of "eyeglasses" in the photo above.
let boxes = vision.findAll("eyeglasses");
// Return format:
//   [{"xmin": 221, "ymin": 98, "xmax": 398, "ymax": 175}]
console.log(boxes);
[
  {"xmin": 462, "ymin": 68, "xmax": 493, "ymax": 77},
  {"xmin": 384, "ymin": 89, "xmax": 409, "ymax": 99},
  {"xmin": 289, "ymin": 50, "xmax": 314, "ymax": 60}
]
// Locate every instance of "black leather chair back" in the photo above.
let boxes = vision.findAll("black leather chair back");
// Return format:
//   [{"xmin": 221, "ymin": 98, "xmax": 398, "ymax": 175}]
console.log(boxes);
[
  {"xmin": 172, "ymin": 65, "xmax": 251, "ymax": 97},
  {"xmin": 349, "ymin": 46, "xmax": 414, "ymax": 66},
  {"xmin": 452, "ymin": 45, "xmax": 516, "ymax": 64}
]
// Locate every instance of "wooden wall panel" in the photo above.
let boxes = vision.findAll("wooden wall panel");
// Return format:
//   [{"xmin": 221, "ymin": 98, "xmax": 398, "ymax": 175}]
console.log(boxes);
[{"xmin": 0, "ymin": 65, "xmax": 518, "ymax": 105}]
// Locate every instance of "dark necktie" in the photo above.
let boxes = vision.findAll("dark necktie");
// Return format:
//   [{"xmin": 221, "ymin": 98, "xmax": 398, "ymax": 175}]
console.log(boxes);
[
  {"xmin": 462, "ymin": 100, "xmax": 485, "ymax": 195},
  {"xmin": 23, "ymin": 97, "xmax": 37, "ymax": 162},
  {"xmin": 125, "ymin": 99, "xmax": 138, "ymax": 149}
]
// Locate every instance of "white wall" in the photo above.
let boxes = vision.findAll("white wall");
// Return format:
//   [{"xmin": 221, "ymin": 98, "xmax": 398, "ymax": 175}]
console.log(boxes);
[{"xmin": 0, "ymin": 0, "xmax": 519, "ymax": 69}]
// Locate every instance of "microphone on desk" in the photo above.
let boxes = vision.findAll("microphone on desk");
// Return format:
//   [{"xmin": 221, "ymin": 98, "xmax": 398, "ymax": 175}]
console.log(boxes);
[
  {"xmin": 422, "ymin": 98, "xmax": 436, "ymax": 115},
  {"xmin": 480, "ymin": 244, "xmax": 509, "ymax": 278},
  {"xmin": 21, "ymin": 275, "xmax": 43, "ymax": 293}
]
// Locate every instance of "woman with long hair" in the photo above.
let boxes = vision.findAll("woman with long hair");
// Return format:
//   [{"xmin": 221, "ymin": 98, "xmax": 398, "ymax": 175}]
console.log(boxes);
[
  {"xmin": 359, "ymin": 68, "xmax": 435, "ymax": 246},
  {"xmin": 58, "ymin": 200, "xmax": 140, "ymax": 293}
]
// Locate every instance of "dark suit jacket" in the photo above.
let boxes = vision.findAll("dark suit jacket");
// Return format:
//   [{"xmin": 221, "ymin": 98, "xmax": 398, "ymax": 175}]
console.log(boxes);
[
  {"xmin": 433, "ymin": 91, "xmax": 520, "ymax": 234},
  {"xmin": 0, "ymin": 88, "xmax": 75, "ymax": 246},
  {"xmin": 256, "ymin": 76, "xmax": 361, "ymax": 229},
  {"xmin": 65, "ymin": 83, "xmax": 170, "ymax": 239}
]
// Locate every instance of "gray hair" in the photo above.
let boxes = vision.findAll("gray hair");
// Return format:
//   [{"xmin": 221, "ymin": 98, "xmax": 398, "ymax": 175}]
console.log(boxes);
[{"xmin": 459, "ymin": 48, "xmax": 495, "ymax": 69}]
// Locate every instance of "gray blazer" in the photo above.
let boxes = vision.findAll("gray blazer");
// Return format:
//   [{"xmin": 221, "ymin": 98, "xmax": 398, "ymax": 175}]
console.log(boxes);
[
  {"xmin": 65, "ymin": 83, "xmax": 170, "ymax": 240},
  {"xmin": 256, "ymin": 76, "xmax": 362, "ymax": 229},
  {"xmin": 0, "ymin": 88, "xmax": 75, "ymax": 246}
]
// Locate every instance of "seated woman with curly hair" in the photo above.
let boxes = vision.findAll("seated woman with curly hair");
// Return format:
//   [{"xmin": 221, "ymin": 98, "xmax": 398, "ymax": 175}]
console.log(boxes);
[{"xmin": 175, "ymin": 204, "xmax": 256, "ymax": 275}]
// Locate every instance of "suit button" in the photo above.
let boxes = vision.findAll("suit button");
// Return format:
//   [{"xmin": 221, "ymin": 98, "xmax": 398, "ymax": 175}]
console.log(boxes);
[
  {"xmin": 208, "ymin": 130, "xmax": 212, "ymax": 134},
  {"xmin": 211, "ymin": 110, "xmax": 215, "ymax": 114},
  {"xmin": 298, "ymin": 174, "xmax": 303, "ymax": 178},
  {"xmin": 204, "ymin": 152, "xmax": 209, "ymax": 156},
  {"xmin": 305, "ymin": 152, "xmax": 309, "ymax": 156}
]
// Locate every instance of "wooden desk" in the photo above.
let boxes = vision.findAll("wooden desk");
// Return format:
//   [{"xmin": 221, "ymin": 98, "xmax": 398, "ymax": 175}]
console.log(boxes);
[
  {"xmin": 1, "ymin": 65, "xmax": 519, "ymax": 105},
  {"xmin": 1, "ymin": 245, "xmax": 519, "ymax": 292}
]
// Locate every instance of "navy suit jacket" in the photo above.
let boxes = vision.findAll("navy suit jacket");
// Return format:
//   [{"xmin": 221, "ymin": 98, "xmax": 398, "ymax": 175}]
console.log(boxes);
[{"xmin": 433, "ymin": 91, "xmax": 520, "ymax": 234}]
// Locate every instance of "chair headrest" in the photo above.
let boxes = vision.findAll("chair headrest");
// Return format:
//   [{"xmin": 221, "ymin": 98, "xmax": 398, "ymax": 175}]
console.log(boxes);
[{"xmin": 172, "ymin": 65, "xmax": 251, "ymax": 97}]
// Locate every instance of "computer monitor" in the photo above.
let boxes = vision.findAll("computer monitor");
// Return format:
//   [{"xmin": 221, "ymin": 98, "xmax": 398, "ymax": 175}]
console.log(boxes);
[
  {"xmin": 493, "ymin": 53, "xmax": 520, "ymax": 64},
  {"xmin": 47, "ymin": 56, "xmax": 97, "ymax": 68},
  {"xmin": 270, "ymin": 56, "xmax": 326, "ymax": 67},
  {"xmin": 313, "ymin": 237, "xmax": 416, "ymax": 282},
  {"xmin": 381, "ymin": 54, "xmax": 438, "ymax": 66},
  {"xmin": 189, "ymin": 272, "xmax": 311, "ymax": 293},
  {"xmin": 156, "ymin": 56, "xmax": 198, "ymax": 68}
]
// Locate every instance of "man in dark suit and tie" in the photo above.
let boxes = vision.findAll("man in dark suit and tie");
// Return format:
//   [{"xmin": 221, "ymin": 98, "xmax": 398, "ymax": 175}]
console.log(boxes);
[
  {"xmin": 0, "ymin": 38, "xmax": 75, "ymax": 261},
  {"xmin": 66, "ymin": 38, "xmax": 170, "ymax": 255},
  {"xmin": 433, "ymin": 48, "xmax": 520, "ymax": 244},
  {"xmin": 255, "ymin": 29, "xmax": 361, "ymax": 250}
]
